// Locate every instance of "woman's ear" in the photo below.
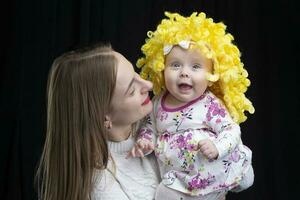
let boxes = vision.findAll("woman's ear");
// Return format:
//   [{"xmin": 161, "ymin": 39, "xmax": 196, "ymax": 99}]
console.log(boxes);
[
  {"xmin": 104, "ymin": 116, "xmax": 112, "ymax": 129},
  {"xmin": 208, "ymin": 81, "xmax": 213, "ymax": 87}
]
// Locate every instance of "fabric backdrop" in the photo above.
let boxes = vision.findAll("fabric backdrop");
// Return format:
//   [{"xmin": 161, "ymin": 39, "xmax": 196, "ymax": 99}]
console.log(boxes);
[{"xmin": 1, "ymin": 0, "xmax": 298, "ymax": 199}]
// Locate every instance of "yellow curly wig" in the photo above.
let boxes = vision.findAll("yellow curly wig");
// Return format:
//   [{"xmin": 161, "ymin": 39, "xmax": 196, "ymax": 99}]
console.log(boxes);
[{"xmin": 137, "ymin": 12, "xmax": 254, "ymax": 124}]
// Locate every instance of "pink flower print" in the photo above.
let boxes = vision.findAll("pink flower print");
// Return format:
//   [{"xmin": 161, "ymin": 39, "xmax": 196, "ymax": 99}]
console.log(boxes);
[
  {"xmin": 139, "ymin": 128, "xmax": 152, "ymax": 141},
  {"xmin": 172, "ymin": 132, "xmax": 193, "ymax": 149},
  {"xmin": 209, "ymin": 102, "xmax": 217, "ymax": 110},
  {"xmin": 188, "ymin": 164, "xmax": 195, "ymax": 170},
  {"xmin": 159, "ymin": 131, "xmax": 171, "ymax": 142},
  {"xmin": 186, "ymin": 132, "xmax": 193, "ymax": 140},
  {"xmin": 206, "ymin": 101, "xmax": 226, "ymax": 122},
  {"xmin": 222, "ymin": 148, "xmax": 242, "ymax": 172},
  {"xmin": 188, "ymin": 173, "xmax": 216, "ymax": 191},
  {"xmin": 175, "ymin": 172, "xmax": 185, "ymax": 179},
  {"xmin": 212, "ymin": 105, "xmax": 226, "ymax": 118},
  {"xmin": 206, "ymin": 111, "xmax": 212, "ymax": 121},
  {"xmin": 229, "ymin": 148, "xmax": 241, "ymax": 162},
  {"xmin": 157, "ymin": 107, "xmax": 168, "ymax": 121},
  {"xmin": 176, "ymin": 135, "xmax": 186, "ymax": 148},
  {"xmin": 214, "ymin": 180, "xmax": 239, "ymax": 190},
  {"xmin": 186, "ymin": 143, "xmax": 196, "ymax": 151},
  {"xmin": 168, "ymin": 132, "xmax": 196, "ymax": 169}
]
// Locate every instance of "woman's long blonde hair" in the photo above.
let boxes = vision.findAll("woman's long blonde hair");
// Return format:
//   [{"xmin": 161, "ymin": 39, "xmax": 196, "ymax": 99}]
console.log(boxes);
[
  {"xmin": 137, "ymin": 12, "xmax": 254, "ymax": 123},
  {"xmin": 35, "ymin": 44, "xmax": 116, "ymax": 200}
]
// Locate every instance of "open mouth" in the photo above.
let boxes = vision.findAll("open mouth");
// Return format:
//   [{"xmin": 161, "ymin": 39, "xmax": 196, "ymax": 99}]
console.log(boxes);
[
  {"xmin": 178, "ymin": 83, "xmax": 193, "ymax": 90},
  {"xmin": 142, "ymin": 96, "xmax": 151, "ymax": 105}
]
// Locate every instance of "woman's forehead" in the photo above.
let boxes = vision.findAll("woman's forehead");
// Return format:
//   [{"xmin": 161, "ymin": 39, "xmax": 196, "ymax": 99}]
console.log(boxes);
[{"xmin": 113, "ymin": 52, "xmax": 135, "ymax": 94}]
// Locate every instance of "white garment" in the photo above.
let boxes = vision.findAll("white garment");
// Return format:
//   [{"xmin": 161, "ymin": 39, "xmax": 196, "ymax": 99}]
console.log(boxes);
[
  {"xmin": 91, "ymin": 137, "xmax": 160, "ymax": 200},
  {"xmin": 138, "ymin": 90, "xmax": 254, "ymax": 196},
  {"xmin": 155, "ymin": 183, "xmax": 226, "ymax": 200}
]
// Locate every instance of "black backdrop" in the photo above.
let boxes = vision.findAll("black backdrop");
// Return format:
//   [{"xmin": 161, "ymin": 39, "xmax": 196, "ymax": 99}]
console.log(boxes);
[{"xmin": 1, "ymin": 0, "xmax": 299, "ymax": 199}]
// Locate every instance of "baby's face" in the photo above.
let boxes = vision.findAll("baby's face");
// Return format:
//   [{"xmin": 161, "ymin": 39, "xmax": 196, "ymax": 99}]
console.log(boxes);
[{"xmin": 164, "ymin": 45, "xmax": 213, "ymax": 104}]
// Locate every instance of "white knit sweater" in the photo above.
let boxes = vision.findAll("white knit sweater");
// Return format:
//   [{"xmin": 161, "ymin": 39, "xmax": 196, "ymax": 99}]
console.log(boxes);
[{"xmin": 91, "ymin": 137, "xmax": 160, "ymax": 200}]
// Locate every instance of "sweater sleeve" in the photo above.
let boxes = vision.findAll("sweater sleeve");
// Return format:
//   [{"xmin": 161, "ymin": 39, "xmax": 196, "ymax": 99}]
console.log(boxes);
[{"xmin": 206, "ymin": 97, "xmax": 241, "ymax": 159}]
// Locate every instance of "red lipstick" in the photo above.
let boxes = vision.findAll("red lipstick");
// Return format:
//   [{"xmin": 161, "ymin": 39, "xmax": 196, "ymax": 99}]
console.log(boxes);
[{"xmin": 142, "ymin": 96, "xmax": 151, "ymax": 105}]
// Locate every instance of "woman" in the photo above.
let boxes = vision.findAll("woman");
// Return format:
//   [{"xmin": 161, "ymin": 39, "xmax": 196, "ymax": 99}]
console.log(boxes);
[{"xmin": 35, "ymin": 44, "xmax": 160, "ymax": 200}]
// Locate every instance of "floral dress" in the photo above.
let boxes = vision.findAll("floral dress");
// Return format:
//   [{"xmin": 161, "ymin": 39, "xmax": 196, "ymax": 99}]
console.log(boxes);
[{"xmin": 138, "ymin": 90, "xmax": 252, "ymax": 196}]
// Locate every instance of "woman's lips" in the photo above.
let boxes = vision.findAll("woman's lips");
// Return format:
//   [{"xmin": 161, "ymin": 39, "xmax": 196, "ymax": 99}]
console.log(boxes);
[{"xmin": 142, "ymin": 96, "xmax": 151, "ymax": 105}]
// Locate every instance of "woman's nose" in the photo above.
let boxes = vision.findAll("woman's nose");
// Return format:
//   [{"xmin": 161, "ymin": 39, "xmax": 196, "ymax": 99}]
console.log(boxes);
[{"xmin": 140, "ymin": 78, "xmax": 153, "ymax": 93}]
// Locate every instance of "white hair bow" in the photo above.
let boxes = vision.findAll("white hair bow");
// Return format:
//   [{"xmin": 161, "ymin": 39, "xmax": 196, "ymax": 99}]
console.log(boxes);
[{"xmin": 163, "ymin": 40, "xmax": 191, "ymax": 55}]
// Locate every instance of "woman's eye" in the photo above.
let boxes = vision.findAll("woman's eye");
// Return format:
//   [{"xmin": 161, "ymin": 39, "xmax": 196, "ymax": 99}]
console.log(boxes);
[{"xmin": 129, "ymin": 88, "xmax": 135, "ymax": 96}]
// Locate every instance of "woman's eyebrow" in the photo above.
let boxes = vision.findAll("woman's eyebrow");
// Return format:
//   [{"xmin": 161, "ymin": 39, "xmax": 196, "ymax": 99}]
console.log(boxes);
[{"xmin": 124, "ymin": 78, "xmax": 135, "ymax": 95}]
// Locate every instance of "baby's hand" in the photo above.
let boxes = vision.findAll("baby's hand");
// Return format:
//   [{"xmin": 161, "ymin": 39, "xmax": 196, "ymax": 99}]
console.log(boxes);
[
  {"xmin": 195, "ymin": 139, "xmax": 219, "ymax": 160},
  {"xmin": 126, "ymin": 139, "xmax": 154, "ymax": 158}
]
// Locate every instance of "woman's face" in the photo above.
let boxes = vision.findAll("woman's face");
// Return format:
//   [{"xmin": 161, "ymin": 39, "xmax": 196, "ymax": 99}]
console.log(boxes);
[{"xmin": 108, "ymin": 52, "xmax": 153, "ymax": 129}]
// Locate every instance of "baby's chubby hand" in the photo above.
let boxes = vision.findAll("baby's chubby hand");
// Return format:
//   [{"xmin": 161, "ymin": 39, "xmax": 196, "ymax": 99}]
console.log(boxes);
[
  {"xmin": 126, "ymin": 139, "xmax": 154, "ymax": 158},
  {"xmin": 194, "ymin": 139, "xmax": 219, "ymax": 160}
]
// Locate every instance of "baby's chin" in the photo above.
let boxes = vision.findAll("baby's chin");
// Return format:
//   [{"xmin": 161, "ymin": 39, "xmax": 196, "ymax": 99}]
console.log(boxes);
[
  {"xmin": 170, "ymin": 94, "xmax": 195, "ymax": 105},
  {"xmin": 176, "ymin": 96, "xmax": 195, "ymax": 103}
]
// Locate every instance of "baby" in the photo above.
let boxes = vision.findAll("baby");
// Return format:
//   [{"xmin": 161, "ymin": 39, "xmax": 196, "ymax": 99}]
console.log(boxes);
[{"xmin": 129, "ymin": 12, "xmax": 255, "ymax": 199}]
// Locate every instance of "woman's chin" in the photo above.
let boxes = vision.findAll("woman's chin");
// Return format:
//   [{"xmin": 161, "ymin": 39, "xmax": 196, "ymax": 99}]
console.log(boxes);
[{"xmin": 143, "ymin": 101, "xmax": 153, "ymax": 115}]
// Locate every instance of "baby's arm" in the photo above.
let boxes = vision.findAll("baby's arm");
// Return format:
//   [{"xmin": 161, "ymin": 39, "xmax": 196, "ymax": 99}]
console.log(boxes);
[
  {"xmin": 207, "ymin": 99, "xmax": 242, "ymax": 159},
  {"xmin": 128, "ymin": 138, "xmax": 154, "ymax": 157},
  {"xmin": 127, "ymin": 113, "xmax": 157, "ymax": 158},
  {"xmin": 213, "ymin": 121, "xmax": 241, "ymax": 159},
  {"xmin": 196, "ymin": 139, "xmax": 219, "ymax": 160}
]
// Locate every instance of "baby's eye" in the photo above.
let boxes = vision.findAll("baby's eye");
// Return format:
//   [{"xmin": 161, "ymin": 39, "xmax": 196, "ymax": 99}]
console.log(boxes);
[
  {"xmin": 192, "ymin": 64, "xmax": 202, "ymax": 70},
  {"xmin": 171, "ymin": 62, "xmax": 181, "ymax": 68}
]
